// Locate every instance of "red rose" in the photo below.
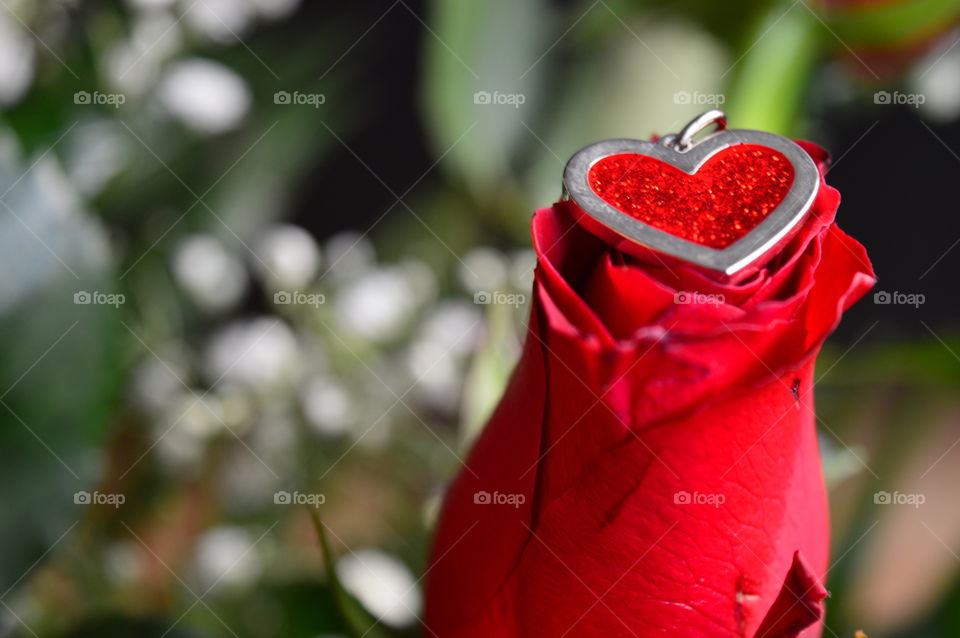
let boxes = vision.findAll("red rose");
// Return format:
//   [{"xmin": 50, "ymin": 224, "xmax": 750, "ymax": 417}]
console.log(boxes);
[{"xmin": 424, "ymin": 141, "xmax": 875, "ymax": 637}]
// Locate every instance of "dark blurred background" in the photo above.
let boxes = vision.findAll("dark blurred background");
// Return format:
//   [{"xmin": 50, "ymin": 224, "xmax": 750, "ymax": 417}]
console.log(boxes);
[{"xmin": 0, "ymin": 0, "xmax": 959, "ymax": 637}]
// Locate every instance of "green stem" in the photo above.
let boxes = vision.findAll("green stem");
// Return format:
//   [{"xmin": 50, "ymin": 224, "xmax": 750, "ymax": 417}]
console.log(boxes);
[
  {"xmin": 724, "ymin": 1, "xmax": 823, "ymax": 137},
  {"xmin": 309, "ymin": 509, "xmax": 392, "ymax": 638}
]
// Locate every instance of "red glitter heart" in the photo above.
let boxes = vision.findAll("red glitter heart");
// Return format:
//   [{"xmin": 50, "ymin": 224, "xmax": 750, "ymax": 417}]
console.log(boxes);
[{"xmin": 588, "ymin": 144, "xmax": 795, "ymax": 249}]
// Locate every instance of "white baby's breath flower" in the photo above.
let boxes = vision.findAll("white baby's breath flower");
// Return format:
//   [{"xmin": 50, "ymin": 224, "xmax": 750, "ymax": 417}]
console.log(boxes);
[{"xmin": 337, "ymin": 550, "xmax": 421, "ymax": 627}]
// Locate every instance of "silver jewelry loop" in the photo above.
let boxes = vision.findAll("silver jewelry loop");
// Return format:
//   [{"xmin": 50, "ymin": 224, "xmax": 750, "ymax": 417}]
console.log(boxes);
[{"xmin": 670, "ymin": 109, "xmax": 727, "ymax": 152}]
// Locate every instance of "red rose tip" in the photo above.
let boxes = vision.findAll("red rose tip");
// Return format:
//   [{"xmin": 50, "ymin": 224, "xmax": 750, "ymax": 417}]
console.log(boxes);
[{"xmin": 754, "ymin": 551, "xmax": 830, "ymax": 638}]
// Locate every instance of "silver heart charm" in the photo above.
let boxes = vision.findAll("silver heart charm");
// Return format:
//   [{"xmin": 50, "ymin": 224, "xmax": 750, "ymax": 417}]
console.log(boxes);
[{"xmin": 562, "ymin": 110, "xmax": 820, "ymax": 281}]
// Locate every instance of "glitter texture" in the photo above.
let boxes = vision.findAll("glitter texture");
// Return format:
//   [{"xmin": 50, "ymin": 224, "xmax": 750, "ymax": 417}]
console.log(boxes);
[{"xmin": 588, "ymin": 144, "xmax": 795, "ymax": 249}]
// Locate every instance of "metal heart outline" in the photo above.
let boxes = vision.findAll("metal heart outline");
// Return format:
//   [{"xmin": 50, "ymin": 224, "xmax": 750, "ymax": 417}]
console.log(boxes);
[{"xmin": 562, "ymin": 129, "xmax": 820, "ymax": 278}]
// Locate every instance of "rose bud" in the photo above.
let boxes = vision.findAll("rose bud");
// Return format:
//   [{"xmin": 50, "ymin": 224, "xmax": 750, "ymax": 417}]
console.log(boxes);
[{"xmin": 424, "ymin": 141, "xmax": 875, "ymax": 637}]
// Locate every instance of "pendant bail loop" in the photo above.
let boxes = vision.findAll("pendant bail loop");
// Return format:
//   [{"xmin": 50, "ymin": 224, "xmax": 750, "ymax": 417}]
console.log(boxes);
[{"xmin": 661, "ymin": 109, "xmax": 727, "ymax": 152}]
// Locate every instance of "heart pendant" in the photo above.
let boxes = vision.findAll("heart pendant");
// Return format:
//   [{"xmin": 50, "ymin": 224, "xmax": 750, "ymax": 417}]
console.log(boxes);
[{"xmin": 562, "ymin": 110, "xmax": 820, "ymax": 281}]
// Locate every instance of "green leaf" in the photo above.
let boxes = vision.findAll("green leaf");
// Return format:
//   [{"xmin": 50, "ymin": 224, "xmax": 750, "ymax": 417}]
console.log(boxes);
[
  {"xmin": 308, "ymin": 509, "xmax": 398, "ymax": 638},
  {"xmin": 421, "ymin": 0, "xmax": 551, "ymax": 197},
  {"xmin": 724, "ymin": 1, "xmax": 821, "ymax": 136},
  {"xmin": 0, "ymin": 131, "xmax": 122, "ymax": 588},
  {"xmin": 459, "ymin": 301, "xmax": 521, "ymax": 449}
]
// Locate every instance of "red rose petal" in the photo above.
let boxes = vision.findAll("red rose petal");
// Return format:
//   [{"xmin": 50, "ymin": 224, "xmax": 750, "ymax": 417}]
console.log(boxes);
[{"xmin": 754, "ymin": 552, "xmax": 829, "ymax": 638}]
